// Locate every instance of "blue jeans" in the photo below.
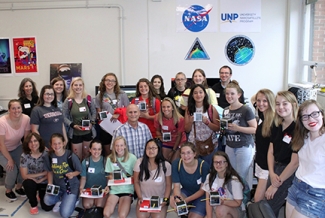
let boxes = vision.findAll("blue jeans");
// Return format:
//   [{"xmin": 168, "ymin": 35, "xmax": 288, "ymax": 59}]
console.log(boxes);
[
  {"xmin": 181, "ymin": 188, "xmax": 206, "ymax": 217},
  {"xmin": 287, "ymin": 177, "xmax": 325, "ymax": 218},
  {"xmin": 226, "ymin": 144, "xmax": 254, "ymax": 184},
  {"xmin": 44, "ymin": 190, "xmax": 78, "ymax": 218}
]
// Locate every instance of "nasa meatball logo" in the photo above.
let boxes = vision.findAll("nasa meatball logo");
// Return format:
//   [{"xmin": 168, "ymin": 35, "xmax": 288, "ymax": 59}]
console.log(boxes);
[
  {"xmin": 225, "ymin": 35, "xmax": 255, "ymax": 66},
  {"xmin": 182, "ymin": 5, "xmax": 212, "ymax": 32}
]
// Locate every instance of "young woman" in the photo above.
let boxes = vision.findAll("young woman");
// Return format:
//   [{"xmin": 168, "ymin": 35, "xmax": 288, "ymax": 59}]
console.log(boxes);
[
  {"xmin": 180, "ymin": 69, "xmax": 218, "ymax": 110},
  {"xmin": 286, "ymin": 100, "xmax": 325, "ymax": 218},
  {"xmin": 79, "ymin": 139, "xmax": 108, "ymax": 211},
  {"xmin": 18, "ymin": 78, "xmax": 39, "ymax": 117},
  {"xmin": 133, "ymin": 139, "xmax": 172, "ymax": 218},
  {"xmin": 95, "ymin": 73, "xmax": 130, "ymax": 155},
  {"xmin": 154, "ymin": 97, "xmax": 186, "ymax": 162},
  {"xmin": 223, "ymin": 80, "xmax": 256, "ymax": 187},
  {"xmin": 131, "ymin": 78, "xmax": 161, "ymax": 138},
  {"xmin": 185, "ymin": 84, "xmax": 220, "ymax": 166},
  {"xmin": 0, "ymin": 99, "xmax": 30, "ymax": 201},
  {"xmin": 43, "ymin": 133, "xmax": 82, "ymax": 218},
  {"xmin": 63, "ymin": 77, "xmax": 97, "ymax": 160},
  {"xmin": 202, "ymin": 151, "xmax": 245, "ymax": 218},
  {"xmin": 167, "ymin": 72, "xmax": 187, "ymax": 116},
  {"xmin": 30, "ymin": 85, "xmax": 67, "ymax": 148},
  {"xmin": 252, "ymin": 89, "xmax": 275, "ymax": 202},
  {"xmin": 103, "ymin": 136, "xmax": 137, "ymax": 218},
  {"xmin": 51, "ymin": 77, "xmax": 68, "ymax": 111},
  {"xmin": 170, "ymin": 142, "xmax": 210, "ymax": 218},
  {"xmin": 20, "ymin": 132, "xmax": 53, "ymax": 215},
  {"xmin": 265, "ymin": 91, "xmax": 299, "ymax": 217},
  {"xmin": 151, "ymin": 75, "xmax": 167, "ymax": 100}
]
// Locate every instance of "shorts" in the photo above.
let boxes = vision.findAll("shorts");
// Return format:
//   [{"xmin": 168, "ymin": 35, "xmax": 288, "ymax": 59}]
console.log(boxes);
[
  {"xmin": 100, "ymin": 128, "xmax": 112, "ymax": 145},
  {"xmin": 162, "ymin": 144, "xmax": 173, "ymax": 149},
  {"xmin": 71, "ymin": 133, "xmax": 93, "ymax": 144},
  {"xmin": 287, "ymin": 177, "xmax": 325, "ymax": 218},
  {"xmin": 114, "ymin": 193, "xmax": 134, "ymax": 198},
  {"xmin": 181, "ymin": 188, "xmax": 206, "ymax": 217},
  {"xmin": 254, "ymin": 163, "xmax": 269, "ymax": 180}
]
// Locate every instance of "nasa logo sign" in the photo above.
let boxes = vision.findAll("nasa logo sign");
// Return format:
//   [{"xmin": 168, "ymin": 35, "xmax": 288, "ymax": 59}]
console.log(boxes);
[{"xmin": 182, "ymin": 5, "xmax": 212, "ymax": 32}]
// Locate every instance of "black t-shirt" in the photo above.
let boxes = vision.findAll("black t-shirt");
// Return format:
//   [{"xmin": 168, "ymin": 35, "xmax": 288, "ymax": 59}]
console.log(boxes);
[
  {"xmin": 211, "ymin": 82, "xmax": 245, "ymax": 109},
  {"xmin": 167, "ymin": 87, "xmax": 186, "ymax": 116},
  {"xmin": 271, "ymin": 121, "xmax": 296, "ymax": 165},
  {"xmin": 255, "ymin": 114, "xmax": 272, "ymax": 170},
  {"xmin": 19, "ymin": 95, "xmax": 39, "ymax": 117}
]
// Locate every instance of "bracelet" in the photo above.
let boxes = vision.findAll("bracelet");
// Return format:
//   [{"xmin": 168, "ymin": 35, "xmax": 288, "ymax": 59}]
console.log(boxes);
[
  {"xmin": 174, "ymin": 195, "xmax": 182, "ymax": 201},
  {"xmin": 163, "ymin": 197, "xmax": 169, "ymax": 204}
]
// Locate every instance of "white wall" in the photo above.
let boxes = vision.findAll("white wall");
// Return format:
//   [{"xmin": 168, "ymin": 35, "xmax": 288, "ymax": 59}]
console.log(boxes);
[{"xmin": 0, "ymin": 0, "xmax": 291, "ymax": 108}]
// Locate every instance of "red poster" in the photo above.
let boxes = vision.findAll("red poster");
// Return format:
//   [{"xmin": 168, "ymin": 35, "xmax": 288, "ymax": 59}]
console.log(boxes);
[{"xmin": 13, "ymin": 37, "xmax": 37, "ymax": 73}]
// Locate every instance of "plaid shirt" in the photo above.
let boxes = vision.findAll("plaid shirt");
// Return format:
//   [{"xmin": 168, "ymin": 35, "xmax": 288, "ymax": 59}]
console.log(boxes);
[{"xmin": 112, "ymin": 121, "xmax": 152, "ymax": 158}]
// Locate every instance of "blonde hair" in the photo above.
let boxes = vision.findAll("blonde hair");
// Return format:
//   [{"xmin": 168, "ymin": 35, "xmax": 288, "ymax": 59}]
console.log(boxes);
[
  {"xmin": 158, "ymin": 97, "xmax": 183, "ymax": 126},
  {"xmin": 109, "ymin": 136, "xmax": 130, "ymax": 163},
  {"xmin": 274, "ymin": 91, "xmax": 298, "ymax": 127},
  {"xmin": 255, "ymin": 89, "xmax": 275, "ymax": 137},
  {"xmin": 67, "ymin": 77, "xmax": 88, "ymax": 99}
]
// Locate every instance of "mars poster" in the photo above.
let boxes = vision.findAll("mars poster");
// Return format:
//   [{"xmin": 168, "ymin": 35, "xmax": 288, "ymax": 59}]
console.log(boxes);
[{"xmin": 13, "ymin": 37, "xmax": 38, "ymax": 73}]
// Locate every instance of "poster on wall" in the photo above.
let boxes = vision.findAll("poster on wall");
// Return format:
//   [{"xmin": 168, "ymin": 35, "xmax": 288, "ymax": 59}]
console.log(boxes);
[
  {"xmin": 176, "ymin": 0, "xmax": 218, "ymax": 32},
  {"xmin": 185, "ymin": 37, "xmax": 210, "ymax": 60},
  {"xmin": 225, "ymin": 35, "xmax": 255, "ymax": 66},
  {"xmin": 0, "ymin": 38, "xmax": 12, "ymax": 75},
  {"xmin": 220, "ymin": 0, "xmax": 261, "ymax": 32},
  {"xmin": 13, "ymin": 37, "xmax": 38, "ymax": 73},
  {"xmin": 50, "ymin": 63, "xmax": 82, "ymax": 90}
]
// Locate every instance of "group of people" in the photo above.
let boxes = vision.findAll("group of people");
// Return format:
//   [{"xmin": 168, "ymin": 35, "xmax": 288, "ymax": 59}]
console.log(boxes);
[{"xmin": 0, "ymin": 65, "xmax": 323, "ymax": 218}]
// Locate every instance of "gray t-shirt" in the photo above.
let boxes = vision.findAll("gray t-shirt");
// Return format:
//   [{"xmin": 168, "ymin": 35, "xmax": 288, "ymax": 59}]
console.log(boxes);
[
  {"xmin": 223, "ymin": 105, "xmax": 255, "ymax": 148},
  {"xmin": 43, "ymin": 150, "xmax": 82, "ymax": 195},
  {"xmin": 20, "ymin": 151, "xmax": 48, "ymax": 184},
  {"xmin": 30, "ymin": 105, "xmax": 64, "ymax": 148},
  {"xmin": 95, "ymin": 91, "xmax": 130, "ymax": 114}
]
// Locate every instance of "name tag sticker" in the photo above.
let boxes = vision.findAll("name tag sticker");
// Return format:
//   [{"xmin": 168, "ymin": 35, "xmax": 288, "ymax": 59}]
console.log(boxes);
[
  {"xmin": 79, "ymin": 106, "xmax": 86, "ymax": 112},
  {"xmin": 197, "ymin": 177, "xmax": 202, "ymax": 185},
  {"xmin": 52, "ymin": 158, "xmax": 58, "ymax": 164},
  {"xmin": 216, "ymin": 93, "xmax": 220, "ymax": 98},
  {"xmin": 283, "ymin": 135, "xmax": 292, "ymax": 144},
  {"xmin": 24, "ymin": 103, "xmax": 31, "ymax": 109},
  {"xmin": 155, "ymin": 177, "xmax": 162, "ymax": 182},
  {"xmin": 88, "ymin": 167, "xmax": 95, "ymax": 173},
  {"xmin": 162, "ymin": 125, "xmax": 168, "ymax": 130}
]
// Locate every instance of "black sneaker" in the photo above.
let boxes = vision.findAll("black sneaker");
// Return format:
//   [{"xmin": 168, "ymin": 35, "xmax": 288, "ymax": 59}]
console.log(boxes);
[
  {"xmin": 15, "ymin": 188, "xmax": 26, "ymax": 197},
  {"xmin": 5, "ymin": 191, "xmax": 17, "ymax": 201}
]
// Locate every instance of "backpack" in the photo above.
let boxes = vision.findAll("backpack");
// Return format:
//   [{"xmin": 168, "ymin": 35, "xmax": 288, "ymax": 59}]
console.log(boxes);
[
  {"xmin": 49, "ymin": 150, "xmax": 81, "ymax": 179},
  {"xmin": 68, "ymin": 95, "xmax": 92, "ymax": 111},
  {"xmin": 178, "ymin": 159, "xmax": 204, "ymax": 176},
  {"xmin": 134, "ymin": 97, "xmax": 156, "ymax": 114},
  {"xmin": 227, "ymin": 176, "xmax": 251, "ymax": 206}
]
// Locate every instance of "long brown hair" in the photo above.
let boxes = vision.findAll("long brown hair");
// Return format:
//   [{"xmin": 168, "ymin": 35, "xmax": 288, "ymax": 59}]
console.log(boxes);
[
  {"xmin": 18, "ymin": 78, "xmax": 38, "ymax": 98},
  {"xmin": 98, "ymin": 73, "xmax": 121, "ymax": 109},
  {"xmin": 292, "ymin": 100, "xmax": 325, "ymax": 152},
  {"xmin": 51, "ymin": 77, "xmax": 67, "ymax": 102},
  {"xmin": 191, "ymin": 69, "xmax": 208, "ymax": 88},
  {"xmin": 135, "ymin": 78, "xmax": 158, "ymax": 107},
  {"xmin": 23, "ymin": 132, "xmax": 45, "ymax": 154}
]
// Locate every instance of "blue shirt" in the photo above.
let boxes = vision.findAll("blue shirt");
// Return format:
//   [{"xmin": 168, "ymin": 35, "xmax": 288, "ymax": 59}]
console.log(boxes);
[{"xmin": 172, "ymin": 158, "xmax": 210, "ymax": 196}]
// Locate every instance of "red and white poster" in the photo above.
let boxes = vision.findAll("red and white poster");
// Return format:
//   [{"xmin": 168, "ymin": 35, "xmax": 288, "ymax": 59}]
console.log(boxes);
[{"xmin": 13, "ymin": 37, "xmax": 38, "ymax": 73}]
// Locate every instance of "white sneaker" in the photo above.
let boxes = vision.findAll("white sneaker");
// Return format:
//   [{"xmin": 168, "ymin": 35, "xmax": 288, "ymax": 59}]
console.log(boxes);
[{"xmin": 52, "ymin": 201, "xmax": 62, "ymax": 213}]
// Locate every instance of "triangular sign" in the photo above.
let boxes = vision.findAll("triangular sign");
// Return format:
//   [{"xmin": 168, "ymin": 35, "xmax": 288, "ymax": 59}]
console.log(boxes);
[{"xmin": 185, "ymin": 37, "xmax": 210, "ymax": 60}]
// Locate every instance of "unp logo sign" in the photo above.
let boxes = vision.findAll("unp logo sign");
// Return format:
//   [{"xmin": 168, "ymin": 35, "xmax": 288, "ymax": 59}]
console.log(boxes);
[{"xmin": 182, "ymin": 5, "xmax": 212, "ymax": 32}]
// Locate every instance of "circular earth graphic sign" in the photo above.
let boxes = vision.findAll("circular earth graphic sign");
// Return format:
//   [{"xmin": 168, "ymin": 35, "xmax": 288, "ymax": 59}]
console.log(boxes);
[{"xmin": 225, "ymin": 35, "xmax": 255, "ymax": 66}]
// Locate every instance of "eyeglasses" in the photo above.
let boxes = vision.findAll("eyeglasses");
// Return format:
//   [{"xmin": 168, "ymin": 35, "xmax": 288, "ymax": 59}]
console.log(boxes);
[
  {"xmin": 213, "ymin": 160, "xmax": 227, "ymax": 165},
  {"xmin": 105, "ymin": 79, "xmax": 116, "ymax": 83},
  {"xmin": 146, "ymin": 147, "xmax": 158, "ymax": 151},
  {"xmin": 44, "ymin": 93, "xmax": 54, "ymax": 96},
  {"xmin": 180, "ymin": 151, "xmax": 194, "ymax": 156},
  {"xmin": 301, "ymin": 111, "xmax": 322, "ymax": 121}
]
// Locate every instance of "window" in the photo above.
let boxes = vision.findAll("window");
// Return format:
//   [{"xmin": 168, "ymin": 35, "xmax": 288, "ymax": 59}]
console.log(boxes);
[{"xmin": 302, "ymin": 0, "xmax": 325, "ymax": 85}]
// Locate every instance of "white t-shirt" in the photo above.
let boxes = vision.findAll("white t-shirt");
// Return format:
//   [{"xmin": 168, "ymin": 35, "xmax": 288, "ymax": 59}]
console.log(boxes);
[
  {"xmin": 202, "ymin": 174, "xmax": 244, "ymax": 210},
  {"xmin": 296, "ymin": 133, "xmax": 325, "ymax": 188}
]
